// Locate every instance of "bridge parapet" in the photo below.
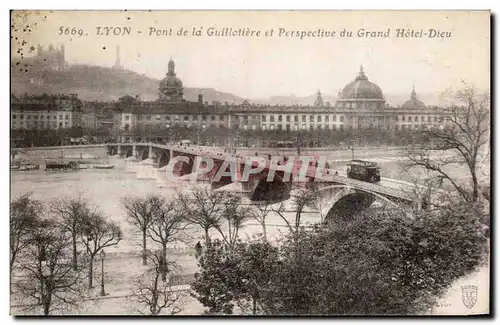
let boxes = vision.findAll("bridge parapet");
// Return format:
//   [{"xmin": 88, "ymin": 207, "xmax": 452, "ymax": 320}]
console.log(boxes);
[{"xmin": 105, "ymin": 142, "xmax": 415, "ymax": 202}]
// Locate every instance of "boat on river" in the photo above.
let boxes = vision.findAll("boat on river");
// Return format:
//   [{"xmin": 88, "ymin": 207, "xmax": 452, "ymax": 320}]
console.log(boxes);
[
  {"xmin": 93, "ymin": 164, "xmax": 115, "ymax": 170},
  {"xmin": 45, "ymin": 161, "xmax": 79, "ymax": 171},
  {"xmin": 11, "ymin": 163, "xmax": 39, "ymax": 171},
  {"xmin": 21, "ymin": 164, "xmax": 39, "ymax": 171}
]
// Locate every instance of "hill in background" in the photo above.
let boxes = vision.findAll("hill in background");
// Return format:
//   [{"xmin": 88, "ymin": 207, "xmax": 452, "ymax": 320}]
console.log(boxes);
[
  {"xmin": 11, "ymin": 61, "xmax": 448, "ymax": 107},
  {"xmin": 11, "ymin": 63, "xmax": 245, "ymax": 104}
]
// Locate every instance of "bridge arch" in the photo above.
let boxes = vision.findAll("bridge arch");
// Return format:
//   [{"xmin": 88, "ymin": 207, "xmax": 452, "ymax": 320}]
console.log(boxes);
[
  {"xmin": 170, "ymin": 153, "xmax": 196, "ymax": 177},
  {"xmin": 138, "ymin": 147, "xmax": 149, "ymax": 160},
  {"xmin": 251, "ymin": 172, "xmax": 291, "ymax": 202},
  {"xmin": 317, "ymin": 185, "xmax": 404, "ymax": 223},
  {"xmin": 157, "ymin": 150, "xmax": 170, "ymax": 168}
]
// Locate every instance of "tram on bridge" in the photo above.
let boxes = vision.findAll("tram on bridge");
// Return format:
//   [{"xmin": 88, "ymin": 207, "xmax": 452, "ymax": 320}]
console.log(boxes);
[{"xmin": 347, "ymin": 159, "xmax": 381, "ymax": 183}]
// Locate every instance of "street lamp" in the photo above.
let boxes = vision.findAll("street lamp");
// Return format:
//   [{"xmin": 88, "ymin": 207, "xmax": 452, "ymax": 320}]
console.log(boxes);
[
  {"xmin": 347, "ymin": 140, "xmax": 355, "ymax": 160},
  {"xmin": 99, "ymin": 250, "xmax": 106, "ymax": 296},
  {"xmin": 295, "ymin": 132, "xmax": 301, "ymax": 155}
]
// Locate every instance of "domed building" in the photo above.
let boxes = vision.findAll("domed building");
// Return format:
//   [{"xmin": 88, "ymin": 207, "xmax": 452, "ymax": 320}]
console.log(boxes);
[
  {"xmin": 159, "ymin": 58, "xmax": 184, "ymax": 102},
  {"xmin": 401, "ymin": 86, "xmax": 427, "ymax": 110},
  {"xmin": 336, "ymin": 65, "xmax": 386, "ymax": 110},
  {"xmin": 109, "ymin": 60, "xmax": 450, "ymax": 143}
]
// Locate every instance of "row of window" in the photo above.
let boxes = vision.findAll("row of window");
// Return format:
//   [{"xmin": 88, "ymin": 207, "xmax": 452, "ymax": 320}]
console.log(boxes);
[
  {"xmin": 12, "ymin": 114, "xmax": 71, "ymax": 120},
  {"xmin": 262, "ymin": 115, "xmax": 347, "ymax": 123},
  {"xmin": 395, "ymin": 124, "xmax": 442, "ymax": 130},
  {"xmin": 125, "ymin": 115, "xmax": 226, "ymax": 122},
  {"xmin": 11, "ymin": 121, "xmax": 70, "ymax": 129},
  {"xmin": 120, "ymin": 122, "xmax": 449, "ymax": 132},
  {"xmin": 122, "ymin": 113, "xmax": 448, "ymax": 124},
  {"xmin": 396, "ymin": 115, "xmax": 447, "ymax": 122},
  {"xmin": 260, "ymin": 124, "xmax": 347, "ymax": 131},
  {"xmin": 338, "ymin": 102, "xmax": 381, "ymax": 109},
  {"xmin": 123, "ymin": 123, "xmax": 226, "ymax": 131}
]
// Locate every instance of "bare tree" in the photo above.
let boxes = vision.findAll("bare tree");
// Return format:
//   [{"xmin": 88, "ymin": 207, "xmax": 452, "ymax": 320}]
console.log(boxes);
[
  {"xmin": 272, "ymin": 185, "xmax": 321, "ymax": 243},
  {"xmin": 177, "ymin": 186, "xmax": 226, "ymax": 244},
  {"xmin": 401, "ymin": 167, "xmax": 456, "ymax": 212},
  {"xmin": 215, "ymin": 194, "xmax": 248, "ymax": 250},
  {"xmin": 80, "ymin": 211, "xmax": 122, "ymax": 289},
  {"xmin": 121, "ymin": 195, "xmax": 155, "ymax": 265},
  {"xmin": 405, "ymin": 85, "xmax": 490, "ymax": 203},
  {"xmin": 15, "ymin": 219, "xmax": 86, "ymax": 315},
  {"xmin": 10, "ymin": 193, "xmax": 41, "ymax": 279},
  {"xmin": 131, "ymin": 250, "xmax": 182, "ymax": 315},
  {"xmin": 249, "ymin": 199, "xmax": 274, "ymax": 242},
  {"xmin": 50, "ymin": 196, "xmax": 89, "ymax": 271},
  {"xmin": 148, "ymin": 196, "xmax": 188, "ymax": 281}
]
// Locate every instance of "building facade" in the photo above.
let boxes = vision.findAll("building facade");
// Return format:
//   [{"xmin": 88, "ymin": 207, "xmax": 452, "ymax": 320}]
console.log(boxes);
[
  {"xmin": 10, "ymin": 94, "xmax": 83, "ymax": 130},
  {"xmin": 10, "ymin": 59, "xmax": 452, "ymax": 141},
  {"xmin": 112, "ymin": 60, "xmax": 451, "ymax": 142}
]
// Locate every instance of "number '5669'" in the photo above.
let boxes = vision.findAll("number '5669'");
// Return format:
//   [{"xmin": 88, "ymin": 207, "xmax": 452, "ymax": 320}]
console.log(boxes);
[{"xmin": 58, "ymin": 26, "xmax": 85, "ymax": 37}]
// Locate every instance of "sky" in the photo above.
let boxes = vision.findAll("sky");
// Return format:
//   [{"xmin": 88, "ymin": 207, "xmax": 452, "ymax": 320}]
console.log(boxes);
[{"xmin": 11, "ymin": 10, "xmax": 490, "ymax": 99}]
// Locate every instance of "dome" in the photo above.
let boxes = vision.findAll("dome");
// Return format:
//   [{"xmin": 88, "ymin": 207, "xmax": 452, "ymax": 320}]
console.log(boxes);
[
  {"xmin": 339, "ymin": 66, "xmax": 384, "ymax": 100},
  {"xmin": 159, "ymin": 75, "xmax": 183, "ymax": 89},
  {"xmin": 159, "ymin": 58, "xmax": 183, "ymax": 89},
  {"xmin": 401, "ymin": 87, "xmax": 426, "ymax": 109},
  {"xmin": 158, "ymin": 58, "xmax": 184, "ymax": 102}
]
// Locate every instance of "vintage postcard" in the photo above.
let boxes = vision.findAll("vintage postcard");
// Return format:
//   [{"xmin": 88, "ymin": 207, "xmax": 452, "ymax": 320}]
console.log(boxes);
[{"xmin": 10, "ymin": 10, "xmax": 490, "ymax": 316}]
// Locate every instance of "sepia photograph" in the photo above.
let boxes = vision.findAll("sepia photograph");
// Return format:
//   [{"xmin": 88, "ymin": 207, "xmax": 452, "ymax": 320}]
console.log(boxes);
[{"xmin": 9, "ymin": 10, "xmax": 490, "ymax": 316}]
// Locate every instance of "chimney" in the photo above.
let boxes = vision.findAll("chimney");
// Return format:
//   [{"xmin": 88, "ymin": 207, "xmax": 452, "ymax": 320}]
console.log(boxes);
[{"xmin": 198, "ymin": 94, "xmax": 203, "ymax": 104}]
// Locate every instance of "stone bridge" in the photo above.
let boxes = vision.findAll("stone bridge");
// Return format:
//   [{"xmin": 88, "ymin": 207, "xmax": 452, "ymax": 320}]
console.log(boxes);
[
  {"xmin": 12, "ymin": 143, "xmax": 418, "ymax": 222},
  {"xmin": 104, "ymin": 143, "xmax": 416, "ymax": 222}
]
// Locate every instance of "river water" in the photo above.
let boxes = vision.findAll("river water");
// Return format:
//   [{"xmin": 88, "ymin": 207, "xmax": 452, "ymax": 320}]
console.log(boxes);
[
  {"xmin": 11, "ymin": 157, "xmax": 321, "ymax": 255},
  {"xmin": 10, "ymin": 150, "xmax": 479, "ymax": 252},
  {"xmin": 11, "ymin": 151, "xmax": 489, "ymax": 315}
]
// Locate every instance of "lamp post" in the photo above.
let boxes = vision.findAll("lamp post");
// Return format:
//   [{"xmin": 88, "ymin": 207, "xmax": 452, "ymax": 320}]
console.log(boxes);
[
  {"xmin": 99, "ymin": 250, "xmax": 106, "ymax": 296},
  {"xmin": 347, "ymin": 140, "xmax": 355, "ymax": 160},
  {"xmin": 296, "ymin": 132, "xmax": 301, "ymax": 156}
]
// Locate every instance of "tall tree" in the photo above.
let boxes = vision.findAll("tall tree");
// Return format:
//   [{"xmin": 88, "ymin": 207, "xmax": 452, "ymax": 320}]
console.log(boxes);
[
  {"xmin": 10, "ymin": 193, "xmax": 41, "ymax": 278},
  {"xmin": 131, "ymin": 250, "xmax": 182, "ymax": 315},
  {"xmin": 405, "ymin": 85, "xmax": 490, "ymax": 202},
  {"xmin": 121, "ymin": 195, "xmax": 155, "ymax": 265},
  {"xmin": 249, "ymin": 199, "xmax": 274, "ymax": 242},
  {"xmin": 50, "ymin": 196, "xmax": 89, "ymax": 270},
  {"xmin": 272, "ymin": 185, "xmax": 321, "ymax": 243},
  {"xmin": 147, "ymin": 196, "xmax": 188, "ymax": 281},
  {"xmin": 191, "ymin": 238, "xmax": 280, "ymax": 315},
  {"xmin": 15, "ymin": 219, "xmax": 86, "ymax": 315},
  {"xmin": 191, "ymin": 240, "xmax": 241, "ymax": 315},
  {"xmin": 177, "ymin": 186, "xmax": 226, "ymax": 244},
  {"xmin": 215, "ymin": 194, "xmax": 248, "ymax": 251},
  {"xmin": 264, "ymin": 204, "xmax": 488, "ymax": 315},
  {"xmin": 80, "ymin": 211, "xmax": 122, "ymax": 289},
  {"xmin": 234, "ymin": 240, "xmax": 280, "ymax": 315}
]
